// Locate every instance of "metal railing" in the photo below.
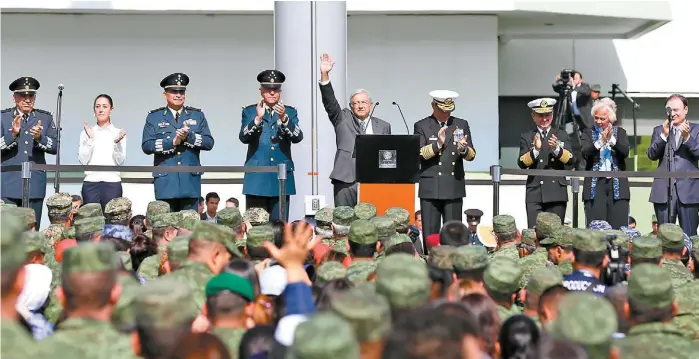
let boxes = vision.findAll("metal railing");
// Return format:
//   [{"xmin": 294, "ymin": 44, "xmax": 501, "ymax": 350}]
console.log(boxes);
[
  {"xmin": 611, "ymin": 84, "xmax": 641, "ymax": 170},
  {"xmin": 1, "ymin": 163, "xmax": 288, "ymax": 220}
]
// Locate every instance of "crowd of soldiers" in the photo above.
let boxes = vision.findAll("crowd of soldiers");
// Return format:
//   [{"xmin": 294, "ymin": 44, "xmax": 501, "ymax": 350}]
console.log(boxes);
[{"xmin": 1, "ymin": 192, "xmax": 698, "ymax": 359}]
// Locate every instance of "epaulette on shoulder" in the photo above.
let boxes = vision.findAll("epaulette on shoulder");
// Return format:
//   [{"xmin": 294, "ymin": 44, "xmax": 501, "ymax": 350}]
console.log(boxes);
[
  {"xmin": 284, "ymin": 104, "xmax": 296, "ymax": 110},
  {"xmin": 243, "ymin": 104, "xmax": 256, "ymax": 109},
  {"xmin": 34, "ymin": 109, "xmax": 52, "ymax": 115},
  {"xmin": 1, "ymin": 107, "xmax": 12, "ymax": 113},
  {"xmin": 184, "ymin": 106, "xmax": 201, "ymax": 112},
  {"xmin": 149, "ymin": 107, "xmax": 166, "ymax": 114}
]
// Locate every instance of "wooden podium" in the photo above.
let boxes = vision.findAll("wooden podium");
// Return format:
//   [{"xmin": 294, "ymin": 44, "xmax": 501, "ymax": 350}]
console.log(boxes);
[{"xmin": 355, "ymin": 135, "xmax": 420, "ymax": 222}]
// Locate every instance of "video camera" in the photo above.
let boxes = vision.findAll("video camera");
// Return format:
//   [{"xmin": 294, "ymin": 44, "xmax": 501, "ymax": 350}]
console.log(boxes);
[
  {"xmin": 602, "ymin": 233, "xmax": 629, "ymax": 286},
  {"xmin": 555, "ymin": 68, "xmax": 575, "ymax": 94}
]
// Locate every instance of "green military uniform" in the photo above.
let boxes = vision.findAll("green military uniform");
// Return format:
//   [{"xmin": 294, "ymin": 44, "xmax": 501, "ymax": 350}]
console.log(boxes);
[
  {"xmin": 540, "ymin": 226, "xmax": 575, "ymax": 276},
  {"xmin": 37, "ymin": 242, "xmax": 134, "ymax": 358},
  {"xmin": 657, "ymin": 224, "xmax": 693, "ymax": 288},
  {"xmin": 375, "ymin": 253, "xmax": 430, "ymax": 310},
  {"xmin": 291, "ymin": 312, "xmax": 359, "ymax": 359},
  {"xmin": 429, "ymin": 245, "xmax": 456, "ymax": 270},
  {"xmin": 178, "ymin": 210, "xmax": 200, "ymax": 231},
  {"xmin": 217, "ymin": 207, "xmax": 244, "ymax": 249},
  {"xmin": 317, "ymin": 261, "xmax": 347, "ymax": 283},
  {"xmin": 171, "ymin": 222, "xmax": 242, "ymax": 310},
  {"xmin": 451, "ymin": 245, "xmax": 489, "ymax": 276},
  {"xmin": 75, "ymin": 203, "xmax": 103, "ymax": 220},
  {"xmin": 13, "ymin": 206, "xmax": 37, "ymax": 229},
  {"xmin": 518, "ymin": 227, "xmax": 550, "ymax": 288},
  {"xmin": 1, "ymin": 210, "xmax": 38, "ymax": 358},
  {"xmin": 330, "ymin": 285, "xmax": 391, "ymax": 343},
  {"xmin": 354, "ymin": 202, "xmax": 377, "ymax": 220},
  {"xmin": 370, "ymin": 216, "xmax": 396, "ymax": 244},
  {"xmin": 166, "ymin": 235, "xmax": 191, "ymax": 272},
  {"xmin": 525, "ymin": 267, "xmax": 563, "ymax": 327},
  {"xmin": 348, "ymin": 219, "xmax": 378, "ymax": 251},
  {"xmin": 673, "ymin": 281, "xmax": 699, "ymax": 340},
  {"xmin": 74, "ymin": 215, "xmax": 106, "ymax": 236},
  {"xmin": 346, "ymin": 261, "xmax": 377, "ymax": 284},
  {"xmin": 104, "ymin": 197, "xmax": 132, "ymax": 225},
  {"xmin": 484, "ymin": 257, "xmax": 523, "ymax": 321},
  {"xmin": 111, "ymin": 272, "xmax": 140, "ymax": 332},
  {"xmin": 146, "ymin": 200, "xmax": 171, "ymax": 221},
  {"xmin": 21, "ymin": 231, "xmax": 46, "ymax": 255},
  {"xmin": 616, "ymin": 264, "xmax": 696, "ymax": 359},
  {"xmin": 243, "ymin": 207, "xmax": 270, "ymax": 227},
  {"xmin": 206, "ymin": 272, "xmax": 255, "ymax": 357},
  {"xmin": 385, "ymin": 207, "xmax": 410, "ymax": 233},
  {"xmin": 246, "ymin": 224, "xmax": 274, "ymax": 250},
  {"xmin": 549, "ymin": 292, "xmax": 617, "ymax": 358},
  {"xmin": 535, "ymin": 212, "xmax": 563, "ymax": 239},
  {"xmin": 137, "ymin": 212, "xmax": 181, "ymax": 280},
  {"xmin": 630, "ymin": 236, "xmax": 662, "ymax": 266},
  {"xmin": 314, "ymin": 207, "xmax": 334, "ymax": 244},
  {"xmin": 384, "ymin": 233, "xmax": 413, "ymax": 253},
  {"xmin": 490, "ymin": 215, "xmax": 520, "ymax": 261}
]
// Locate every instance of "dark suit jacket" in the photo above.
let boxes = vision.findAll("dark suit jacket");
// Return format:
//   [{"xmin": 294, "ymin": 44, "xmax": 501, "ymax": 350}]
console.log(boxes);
[
  {"xmin": 580, "ymin": 126, "xmax": 631, "ymax": 201},
  {"xmin": 517, "ymin": 127, "xmax": 573, "ymax": 203},
  {"xmin": 647, "ymin": 122, "xmax": 699, "ymax": 204},
  {"xmin": 551, "ymin": 82, "xmax": 593, "ymax": 131},
  {"xmin": 415, "ymin": 115, "xmax": 476, "ymax": 200},
  {"xmin": 319, "ymin": 82, "xmax": 391, "ymax": 184}
]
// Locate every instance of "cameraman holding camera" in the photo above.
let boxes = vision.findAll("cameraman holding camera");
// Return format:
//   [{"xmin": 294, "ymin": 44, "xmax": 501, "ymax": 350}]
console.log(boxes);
[{"xmin": 553, "ymin": 69, "xmax": 594, "ymax": 170}]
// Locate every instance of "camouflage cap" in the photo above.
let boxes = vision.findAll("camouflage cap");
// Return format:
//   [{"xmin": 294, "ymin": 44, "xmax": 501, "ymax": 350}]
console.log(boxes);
[
  {"xmin": 45, "ymin": 192, "xmax": 72, "ymax": 215},
  {"xmin": 376, "ymin": 253, "xmax": 430, "ymax": 309},
  {"xmin": 536, "ymin": 212, "xmax": 562, "ymax": 238},
  {"xmin": 348, "ymin": 219, "xmax": 378, "ymax": 245},
  {"xmin": 520, "ymin": 229, "xmax": 537, "ymax": 246},
  {"xmin": 104, "ymin": 197, "xmax": 132, "ymax": 222},
  {"xmin": 243, "ymin": 207, "xmax": 269, "ymax": 226},
  {"xmin": 330, "ymin": 285, "xmax": 391, "ymax": 342},
  {"xmin": 603, "ymin": 229, "xmax": 629, "ymax": 248},
  {"xmin": 540, "ymin": 226, "xmax": 574, "ymax": 246},
  {"xmin": 316, "ymin": 261, "xmax": 347, "ymax": 283},
  {"xmin": 75, "ymin": 203, "xmax": 103, "ymax": 220},
  {"xmin": 134, "ymin": 276, "xmax": 198, "ymax": 328},
  {"xmin": 484, "ymin": 257, "xmax": 522, "ymax": 294},
  {"xmin": 14, "ymin": 207, "xmax": 37, "ymax": 227},
  {"xmin": 167, "ymin": 235, "xmax": 191, "ymax": 264},
  {"xmin": 354, "ymin": 202, "xmax": 377, "ymax": 220},
  {"xmin": 691, "ymin": 235, "xmax": 699, "ymax": 253},
  {"xmin": 246, "ymin": 225, "xmax": 274, "ymax": 247},
  {"xmin": 217, "ymin": 207, "xmax": 243, "ymax": 229},
  {"xmin": 657, "ymin": 223, "xmax": 685, "ymax": 249},
  {"xmin": 1, "ymin": 211, "xmax": 26, "ymax": 270},
  {"xmin": 572, "ymin": 229, "xmax": 607, "ymax": 252},
  {"xmin": 385, "ymin": 234, "xmax": 412, "ymax": 250},
  {"xmin": 314, "ymin": 207, "xmax": 334, "ymax": 227},
  {"xmin": 627, "ymin": 263, "xmax": 673, "ymax": 309},
  {"xmin": 21, "ymin": 231, "xmax": 45, "ymax": 254},
  {"xmin": 190, "ymin": 222, "xmax": 243, "ymax": 258},
  {"xmin": 146, "ymin": 200, "xmax": 170, "ymax": 219},
  {"xmin": 346, "ymin": 260, "xmax": 377, "ymax": 284},
  {"xmin": 1, "ymin": 202, "xmax": 17, "ymax": 208},
  {"xmin": 117, "ymin": 251, "xmax": 132, "ymax": 271},
  {"xmin": 452, "ymin": 245, "xmax": 489, "ymax": 271},
  {"xmin": 63, "ymin": 226, "xmax": 76, "ymax": 239},
  {"xmin": 62, "ymin": 242, "xmax": 118, "ymax": 274},
  {"xmin": 332, "ymin": 206, "xmax": 356, "ymax": 227},
  {"xmin": 370, "ymin": 216, "xmax": 396, "ymax": 243},
  {"xmin": 330, "ymin": 240, "xmax": 349, "ymax": 255},
  {"xmin": 549, "ymin": 292, "xmax": 617, "ymax": 358},
  {"xmin": 179, "ymin": 210, "xmax": 200, "ymax": 230},
  {"xmin": 292, "ymin": 312, "xmax": 359, "ymax": 359},
  {"xmin": 74, "ymin": 216, "xmax": 105, "ymax": 236},
  {"xmin": 152, "ymin": 212, "xmax": 181, "ymax": 228},
  {"xmin": 526, "ymin": 267, "xmax": 564, "ymax": 297},
  {"xmin": 631, "ymin": 236, "xmax": 662, "ymax": 260},
  {"xmin": 385, "ymin": 207, "xmax": 410, "ymax": 232},
  {"xmin": 492, "ymin": 215, "xmax": 517, "ymax": 234},
  {"xmin": 428, "ymin": 245, "xmax": 457, "ymax": 270}
]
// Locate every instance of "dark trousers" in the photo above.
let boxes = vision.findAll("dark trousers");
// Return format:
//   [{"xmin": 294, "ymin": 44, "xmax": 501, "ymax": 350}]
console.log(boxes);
[
  {"xmin": 332, "ymin": 180, "xmax": 358, "ymax": 207},
  {"xmin": 81, "ymin": 181, "xmax": 123, "ymax": 212},
  {"xmin": 583, "ymin": 178, "xmax": 629, "ymax": 229},
  {"xmin": 3, "ymin": 197, "xmax": 43, "ymax": 229},
  {"xmin": 654, "ymin": 183, "xmax": 699, "ymax": 236},
  {"xmin": 246, "ymin": 195, "xmax": 290, "ymax": 222},
  {"xmin": 420, "ymin": 198, "xmax": 463, "ymax": 239},
  {"xmin": 162, "ymin": 198, "xmax": 199, "ymax": 212},
  {"xmin": 526, "ymin": 201, "xmax": 566, "ymax": 228}
]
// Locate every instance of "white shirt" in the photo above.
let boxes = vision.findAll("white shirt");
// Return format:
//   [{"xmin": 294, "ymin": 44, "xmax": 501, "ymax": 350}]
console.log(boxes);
[
  {"xmin": 319, "ymin": 79, "xmax": 374, "ymax": 134},
  {"xmin": 660, "ymin": 124, "xmax": 685, "ymax": 148},
  {"xmin": 205, "ymin": 212, "xmax": 217, "ymax": 223},
  {"xmin": 78, "ymin": 123, "xmax": 126, "ymax": 182},
  {"xmin": 532, "ymin": 127, "xmax": 561, "ymax": 158},
  {"xmin": 169, "ymin": 107, "xmax": 183, "ymax": 119}
]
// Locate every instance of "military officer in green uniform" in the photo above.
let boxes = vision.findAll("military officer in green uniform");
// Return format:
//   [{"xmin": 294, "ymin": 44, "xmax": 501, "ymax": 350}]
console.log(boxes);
[
  {"xmin": 206, "ymin": 272, "xmax": 254, "ymax": 356},
  {"xmin": 491, "ymin": 215, "xmax": 520, "ymax": 260},
  {"xmin": 141, "ymin": 73, "xmax": 214, "ymax": 212},
  {"xmin": 483, "ymin": 257, "xmax": 523, "ymax": 321},
  {"xmin": 657, "ymin": 224, "xmax": 693, "ymax": 288},
  {"xmin": 240, "ymin": 70, "xmax": 303, "ymax": 221}
]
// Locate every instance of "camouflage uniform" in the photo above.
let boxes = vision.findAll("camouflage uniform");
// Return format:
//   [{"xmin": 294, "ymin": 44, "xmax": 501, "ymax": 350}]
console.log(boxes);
[
  {"xmin": 206, "ymin": 272, "xmax": 255, "ymax": 357},
  {"xmin": 146, "ymin": 200, "xmax": 171, "ymax": 220},
  {"xmin": 74, "ymin": 216, "xmax": 106, "ymax": 236},
  {"xmin": 385, "ymin": 233, "xmax": 413, "ymax": 252},
  {"xmin": 290, "ymin": 312, "xmax": 359, "ymax": 358},
  {"xmin": 535, "ymin": 212, "xmax": 562, "ymax": 238},
  {"xmin": 348, "ymin": 219, "xmax": 378, "ymax": 252},
  {"xmin": 317, "ymin": 261, "xmax": 347, "ymax": 283},
  {"xmin": 673, "ymin": 281, "xmax": 699, "ymax": 340},
  {"xmin": 243, "ymin": 207, "xmax": 270, "ymax": 227},
  {"xmin": 217, "ymin": 207, "xmax": 244, "ymax": 249},
  {"xmin": 630, "ymin": 236, "xmax": 662, "ymax": 264},
  {"xmin": 178, "ymin": 210, "xmax": 200, "ymax": 231},
  {"xmin": 616, "ymin": 264, "xmax": 695, "ymax": 359},
  {"xmin": 385, "ymin": 207, "xmax": 410, "ymax": 233},
  {"xmin": 370, "ymin": 216, "xmax": 396, "ymax": 244},
  {"xmin": 429, "ymin": 245, "xmax": 456, "ymax": 270},
  {"xmin": 166, "ymin": 235, "xmax": 191, "ymax": 271},
  {"xmin": 330, "ymin": 285, "xmax": 391, "ymax": 343},
  {"xmin": 484, "ymin": 257, "xmax": 523, "ymax": 321},
  {"xmin": 657, "ymin": 224, "xmax": 693, "ymax": 288},
  {"xmin": 452, "ymin": 245, "xmax": 489, "ymax": 275},
  {"xmin": 549, "ymin": 292, "xmax": 617, "ymax": 358},
  {"xmin": 0, "ymin": 210, "xmax": 38, "ymax": 358},
  {"xmin": 117, "ymin": 251, "xmax": 132, "ymax": 271},
  {"xmin": 75, "ymin": 203, "xmax": 103, "ymax": 220},
  {"xmin": 13, "ymin": 206, "xmax": 37, "ymax": 229},
  {"xmin": 375, "ymin": 253, "xmax": 430, "ymax": 310},
  {"xmin": 525, "ymin": 267, "xmax": 563, "ymax": 327},
  {"xmin": 354, "ymin": 202, "xmax": 377, "ymax": 220},
  {"xmin": 314, "ymin": 207, "xmax": 334, "ymax": 244},
  {"xmin": 540, "ymin": 226, "xmax": 575, "ymax": 276},
  {"xmin": 41, "ymin": 194, "xmax": 74, "ymax": 324},
  {"xmin": 112, "ymin": 272, "xmax": 140, "ymax": 332},
  {"xmin": 491, "ymin": 215, "xmax": 519, "ymax": 261},
  {"xmin": 104, "ymin": 197, "xmax": 132, "ymax": 224},
  {"xmin": 21, "ymin": 231, "xmax": 46, "ymax": 255},
  {"xmin": 347, "ymin": 260, "xmax": 377, "ymax": 284},
  {"xmin": 37, "ymin": 242, "xmax": 134, "ymax": 358},
  {"xmin": 137, "ymin": 212, "xmax": 182, "ymax": 280},
  {"xmin": 246, "ymin": 225, "xmax": 274, "ymax": 249},
  {"xmin": 170, "ymin": 222, "xmax": 242, "ymax": 310}
]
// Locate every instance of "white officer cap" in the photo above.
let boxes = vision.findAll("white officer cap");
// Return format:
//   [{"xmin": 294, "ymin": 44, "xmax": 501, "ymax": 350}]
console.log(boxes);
[
  {"xmin": 527, "ymin": 98, "xmax": 557, "ymax": 114},
  {"xmin": 429, "ymin": 90, "xmax": 459, "ymax": 112}
]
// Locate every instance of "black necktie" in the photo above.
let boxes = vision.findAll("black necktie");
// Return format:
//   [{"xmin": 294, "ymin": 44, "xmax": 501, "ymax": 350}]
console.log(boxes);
[
  {"xmin": 22, "ymin": 114, "xmax": 28, "ymax": 123},
  {"xmin": 175, "ymin": 112, "xmax": 180, "ymax": 124},
  {"xmin": 441, "ymin": 122, "xmax": 447, "ymax": 128},
  {"xmin": 542, "ymin": 129, "xmax": 548, "ymax": 138}
]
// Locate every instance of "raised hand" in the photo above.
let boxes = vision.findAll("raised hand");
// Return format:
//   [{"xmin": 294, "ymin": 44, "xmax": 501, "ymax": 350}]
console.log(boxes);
[
  {"xmin": 255, "ymin": 100, "xmax": 265, "ymax": 125},
  {"xmin": 437, "ymin": 126, "xmax": 448, "ymax": 148},
  {"xmin": 320, "ymin": 53, "xmax": 334, "ymax": 74},
  {"xmin": 680, "ymin": 121, "xmax": 691, "ymax": 141},
  {"xmin": 457, "ymin": 135, "xmax": 468, "ymax": 151},
  {"xmin": 534, "ymin": 132, "xmax": 542, "ymax": 150},
  {"xmin": 273, "ymin": 103, "xmax": 286, "ymax": 122},
  {"xmin": 114, "ymin": 129, "xmax": 126, "ymax": 143},
  {"xmin": 11, "ymin": 115, "xmax": 21, "ymax": 137},
  {"xmin": 548, "ymin": 133, "xmax": 559, "ymax": 148},
  {"xmin": 30, "ymin": 120, "xmax": 42, "ymax": 140},
  {"xmin": 662, "ymin": 119, "xmax": 670, "ymax": 138},
  {"xmin": 83, "ymin": 122, "xmax": 94, "ymax": 139},
  {"xmin": 602, "ymin": 126, "xmax": 612, "ymax": 142}
]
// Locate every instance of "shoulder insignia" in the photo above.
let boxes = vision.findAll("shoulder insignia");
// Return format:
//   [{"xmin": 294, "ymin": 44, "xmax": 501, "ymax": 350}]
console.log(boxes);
[
  {"xmin": 34, "ymin": 109, "xmax": 52, "ymax": 115},
  {"xmin": 1, "ymin": 107, "xmax": 12, "ymax": 113},
  {"xmin": 244, "ymin": 104, "xmax": 256, "ymax": 109},
  {"xmin": 184, "ymin": 106, "xmax": 201, "ymax": 112},
  {"xmin": 149, "ymin": 106, "xmax": 166, "ymax": 114}
]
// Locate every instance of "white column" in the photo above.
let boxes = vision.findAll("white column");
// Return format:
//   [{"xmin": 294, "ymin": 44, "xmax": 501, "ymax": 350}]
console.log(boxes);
[{"xmin": 274, "ymin": 1, "xmax": 347, "ymax": 220}]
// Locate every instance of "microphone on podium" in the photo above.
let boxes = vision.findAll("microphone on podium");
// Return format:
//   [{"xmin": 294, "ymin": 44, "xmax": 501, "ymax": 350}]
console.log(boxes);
[
  {"xmin": 369, "ymin": 101, "xmax": 380, "ymax": 119},
  {"xmin": 392, "ymin": 101, "xmax": 410, "ymax": 134}
]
